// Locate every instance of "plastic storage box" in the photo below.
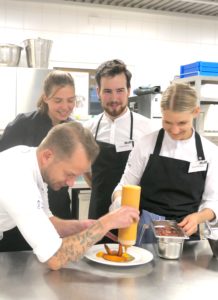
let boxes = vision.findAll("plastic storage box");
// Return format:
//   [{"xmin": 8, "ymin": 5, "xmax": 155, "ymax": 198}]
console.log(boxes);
[{"xmin": 180, "ymin": 61, "xmax": 218, "ymax": 78}]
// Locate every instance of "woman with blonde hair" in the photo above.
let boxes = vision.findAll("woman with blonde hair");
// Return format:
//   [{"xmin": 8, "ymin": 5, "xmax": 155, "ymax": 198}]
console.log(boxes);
[{"xmin": 111, "ymin": 82, "xmax": 218, "ymax": 243}]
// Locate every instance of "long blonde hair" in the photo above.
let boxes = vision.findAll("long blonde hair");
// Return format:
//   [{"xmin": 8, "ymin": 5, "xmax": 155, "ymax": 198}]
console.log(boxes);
[
  {"xmin": 161, "ymin": 82, "xmax": 198, "ymax": 112},
  {"xmin": 37, "ymin": 70, "xmax": 75, "ymax": 114}
]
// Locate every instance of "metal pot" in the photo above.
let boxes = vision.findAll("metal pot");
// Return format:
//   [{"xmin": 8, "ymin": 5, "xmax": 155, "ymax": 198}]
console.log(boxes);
[
  {"xmin": 0, "ymin": 44, "xmax": 23, "ymax": 67},
  {"xmin": 23, "ymin": 38, "xmax": 53, "ymax": 68}
]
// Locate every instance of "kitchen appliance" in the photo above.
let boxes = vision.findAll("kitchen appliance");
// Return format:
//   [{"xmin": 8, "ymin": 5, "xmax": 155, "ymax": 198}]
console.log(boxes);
[
  {"xmin": 0, "ymin": 44, "xmax": 22, "ymax": 67},
  {"xmin": 23, "ymin": 38, "xmax": 53, "ymax": 68},
  {"xmin": 129, "ymin": 93, "xmax": 162, "ymax": 128}
]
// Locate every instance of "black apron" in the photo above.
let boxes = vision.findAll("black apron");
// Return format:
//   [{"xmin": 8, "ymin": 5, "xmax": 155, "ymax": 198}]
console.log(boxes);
[
  {"xmin": 136, "ymin": 128, "xmax": 207, "ymax": 244},
  {"xmin": 139, "ymin": 128, "xmax": 207, "ymax": 221},
  {"xmin": 88, "ymin": 112, "xmax": 134, "ymax": 220}
]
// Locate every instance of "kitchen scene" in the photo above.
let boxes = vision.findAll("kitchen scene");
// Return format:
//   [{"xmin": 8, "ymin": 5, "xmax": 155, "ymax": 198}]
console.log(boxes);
[{"xmin": 1, "ymin": 0, "xmax": 218, "ymax": 299}]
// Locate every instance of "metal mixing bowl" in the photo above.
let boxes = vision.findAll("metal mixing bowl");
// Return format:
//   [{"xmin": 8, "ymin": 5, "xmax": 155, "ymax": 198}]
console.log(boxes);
[{"xmin": 0, "ymin": 44, "xmax": 23, "ymax": 67}]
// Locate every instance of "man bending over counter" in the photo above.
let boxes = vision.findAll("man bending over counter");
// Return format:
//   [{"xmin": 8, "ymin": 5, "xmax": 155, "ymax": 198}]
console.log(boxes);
[{"xmin": 0, "ymin": 122, "xmax": 139, "ymax": 270}]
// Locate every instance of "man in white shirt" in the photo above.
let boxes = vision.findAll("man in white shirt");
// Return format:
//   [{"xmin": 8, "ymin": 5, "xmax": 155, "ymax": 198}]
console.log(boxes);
[
  {"xmin": 0, "ymin": 122, "xmax": 139, "ymax": 270},
  {"xmin": 84, "ymin": 59, "xmax": 155, "ymax": 230}
]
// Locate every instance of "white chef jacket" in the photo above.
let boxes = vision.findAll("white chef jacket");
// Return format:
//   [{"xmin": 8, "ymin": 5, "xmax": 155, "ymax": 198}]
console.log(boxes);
[
  {"xmin": 0, "ymin": 146, "xmax": 62, "ymax": 262},
  {"xmin": 113, "ymin": 129, "xmax": 218, "ymax": 223},
  {"xmin": 84, "ymin": 108, "xmax": 155, "ymax": 146}
]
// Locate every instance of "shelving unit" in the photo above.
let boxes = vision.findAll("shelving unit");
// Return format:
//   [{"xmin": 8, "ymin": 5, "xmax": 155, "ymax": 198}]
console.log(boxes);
[
  {"xmin": 174, "ymin": 75, "xmax": 218, "ymax": 103},
  {"xmin": 174, "ymin": 76, "xmax": 218, "ymax": 142}
]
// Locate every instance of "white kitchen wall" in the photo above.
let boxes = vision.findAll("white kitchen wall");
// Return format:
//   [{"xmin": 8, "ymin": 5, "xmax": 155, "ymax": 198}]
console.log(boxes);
[{"xmin": 0, "ymin": 0, "xmax": 218, "ymax": 92}]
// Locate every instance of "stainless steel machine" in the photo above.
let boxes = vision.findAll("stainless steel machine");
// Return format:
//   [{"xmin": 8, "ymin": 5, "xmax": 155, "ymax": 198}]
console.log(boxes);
[{"xmin": 128, "ymin": 93, "xmax": 162, "ymax": 128}]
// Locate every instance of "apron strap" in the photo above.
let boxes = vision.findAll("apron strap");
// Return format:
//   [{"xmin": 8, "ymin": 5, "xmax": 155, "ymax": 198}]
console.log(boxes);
[
  {"xmin": 152, "ymin": 129, "xmax": 205, "ymax": 161},
  {"xmin": 94, "ymin": 114, "xmax": 104, "ymax": 140},
  {"xmin": 153, "ymin": 128, "xmax": 164, "ymax": 156},
  {"xmin": 95, "ymin": 111, "xmax": 134, "ymax": 143},
  {"xmin": 130, "ymin": 111, "xmax": 134, "ymax": 146},
  {"xmin": 195, "ymin": 131, "xmax": 205, "ymax": 161}
]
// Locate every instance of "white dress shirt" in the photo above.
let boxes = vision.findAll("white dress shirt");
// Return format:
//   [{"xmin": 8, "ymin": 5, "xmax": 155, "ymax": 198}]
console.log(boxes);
[
  {"xmin": 0, "ymin": 146, "xmax": 62, "ymax": 262},
  {"xmin": 113, "ymin": 129, "xmax": 218, "ymax": 223},
  {"xmin": 84, "ymin": 108, "xmax": 155, "ymax": 145}
]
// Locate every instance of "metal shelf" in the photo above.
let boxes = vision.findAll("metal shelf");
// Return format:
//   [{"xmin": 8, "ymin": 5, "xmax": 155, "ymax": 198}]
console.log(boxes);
[
  {"xmin": 174, "ymin": 76, "xmax": 218, "ymax": 85},
  {"xmin": 174, "ymin": 76, "xmax": 218, "ymax": 104}
]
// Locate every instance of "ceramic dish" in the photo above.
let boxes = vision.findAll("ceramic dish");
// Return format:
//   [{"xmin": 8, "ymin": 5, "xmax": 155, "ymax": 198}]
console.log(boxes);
[{"xmin": 84, "ymin": 244, "xmax": 153, "ymax": 267}]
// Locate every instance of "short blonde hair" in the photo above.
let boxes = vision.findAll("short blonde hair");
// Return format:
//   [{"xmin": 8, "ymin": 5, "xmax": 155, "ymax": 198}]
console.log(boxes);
[{"xmin": 39, "ymin": 122, "xmax": 99, "ymax": 163}]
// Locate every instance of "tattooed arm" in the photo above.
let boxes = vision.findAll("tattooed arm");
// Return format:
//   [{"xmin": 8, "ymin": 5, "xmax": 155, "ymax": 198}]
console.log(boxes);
[
  {"xmin": 50, "ymin": 217, "xmax": 96, "ymax": 237},
  {"xmin": 46, "ymin": 206, "xmax": 139, "ymax": 270}
]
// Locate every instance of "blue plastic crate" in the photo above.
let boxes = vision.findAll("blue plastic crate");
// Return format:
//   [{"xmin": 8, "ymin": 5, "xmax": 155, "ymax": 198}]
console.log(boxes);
[{"xmin": 180, "ymin": 61, "xmax": 218, "ymax": 77}]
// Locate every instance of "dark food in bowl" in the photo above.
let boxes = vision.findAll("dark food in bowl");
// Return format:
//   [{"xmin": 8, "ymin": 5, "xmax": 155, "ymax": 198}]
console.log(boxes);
[
  {"xmin": 152, "ymin": 220, "xmax": 187, "ymax": 238},
  {"xmin": 155, "ymin": 225, "xmax": 184, "ymax": 237}
]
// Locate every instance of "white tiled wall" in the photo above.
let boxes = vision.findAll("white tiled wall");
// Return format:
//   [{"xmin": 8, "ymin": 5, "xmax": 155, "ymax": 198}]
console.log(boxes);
[{"xmin": 0, "ymin": 0, "xmax": 218, "ymax": 91}]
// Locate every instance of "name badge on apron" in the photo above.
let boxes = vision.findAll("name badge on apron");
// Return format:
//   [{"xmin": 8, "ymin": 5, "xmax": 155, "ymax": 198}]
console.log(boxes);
[
  {"xmin": 115, "ymin": 140, "xmax": 134, "ymax": 152},
  {"xmin": 188, "ymin": 160, "xmax": 208, "ymax": 173}
]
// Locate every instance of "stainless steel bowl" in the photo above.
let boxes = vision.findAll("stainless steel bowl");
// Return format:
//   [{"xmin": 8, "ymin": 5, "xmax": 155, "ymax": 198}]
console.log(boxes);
[
  {"xmin": 151, "ymin": 220, "xmax": 189, "ymax": 259},
  {"xmin": 0, "ymin": 44, "xmax": 23, "ymax": 66}
]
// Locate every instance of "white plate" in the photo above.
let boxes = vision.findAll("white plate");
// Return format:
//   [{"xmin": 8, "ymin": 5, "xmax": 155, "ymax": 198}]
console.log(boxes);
[{"xmin": 84, "ymin": 244, "xmax": 153, "ymax": 267}]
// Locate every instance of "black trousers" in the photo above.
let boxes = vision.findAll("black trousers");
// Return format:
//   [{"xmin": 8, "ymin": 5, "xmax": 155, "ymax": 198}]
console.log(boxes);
[{"xmin": 0, "ymin": 188, "xmax": 80, "ymax": 252}]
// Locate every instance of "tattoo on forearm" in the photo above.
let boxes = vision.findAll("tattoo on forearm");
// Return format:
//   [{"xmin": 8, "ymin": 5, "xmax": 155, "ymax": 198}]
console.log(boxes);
[{"xmin": 54, "ymin": 220, "xmax": 105, "ymax": 267}]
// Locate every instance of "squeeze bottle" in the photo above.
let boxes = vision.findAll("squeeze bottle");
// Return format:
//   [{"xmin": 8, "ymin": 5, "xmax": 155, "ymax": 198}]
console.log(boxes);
[{"xmin": 118, "ymin": 185, "xmax": 141, "ymax": 247}]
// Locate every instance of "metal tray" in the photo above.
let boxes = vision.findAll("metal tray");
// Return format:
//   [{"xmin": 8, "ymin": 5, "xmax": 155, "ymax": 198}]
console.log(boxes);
[
  {"xmin": 151, "ymin": 220, "xmax": 189, "ymax": 259},
  {"xmin": 151, "ymin": 220, "xmax": 189, "ymax": 240}
]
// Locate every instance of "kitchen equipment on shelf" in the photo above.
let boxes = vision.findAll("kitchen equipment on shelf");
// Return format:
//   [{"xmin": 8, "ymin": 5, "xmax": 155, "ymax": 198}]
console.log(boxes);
[
  {"xmin": 180, "ymin": 61, "xmax": 218, "ymax": 78},
  {"xmin": 23, "ymin": 38, "xmax": 53, "ymax": 68},
  {"xmin": 151, "ymin": 220, "xmax": 189, "ymax": 259},
  {"xmin": 0, "ymin": 44, "xmax": 23, "ymax": 67},
  {"xmin": 133, "ymin": 85, "xmax": 161, "ymax": 96},
  {"xmin": 118, "ymin": 185, "xmax": 141, "ymax": 247}
]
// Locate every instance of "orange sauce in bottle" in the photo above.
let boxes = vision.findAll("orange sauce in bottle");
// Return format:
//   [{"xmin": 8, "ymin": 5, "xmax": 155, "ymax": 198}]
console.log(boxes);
[{"xmin": 118, "ymin": 185, "xmax": 141, "ymax": 247}]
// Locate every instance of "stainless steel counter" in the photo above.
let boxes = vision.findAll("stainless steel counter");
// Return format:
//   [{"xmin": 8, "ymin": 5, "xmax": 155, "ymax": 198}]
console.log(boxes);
[{"xmin": 0, "ymin": 240, "xmax": 217, "ymax": 300}]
